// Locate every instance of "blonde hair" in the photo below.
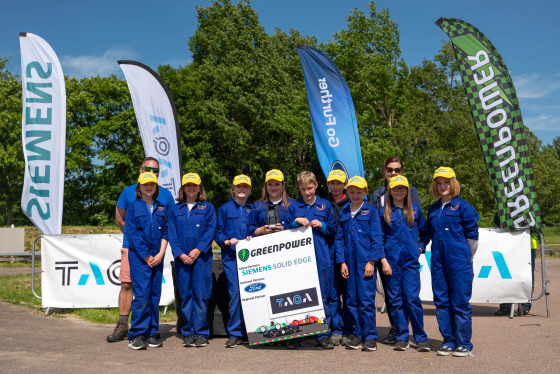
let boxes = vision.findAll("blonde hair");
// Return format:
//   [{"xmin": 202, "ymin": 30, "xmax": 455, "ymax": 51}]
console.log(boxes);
[
  {"xmin": 176, "ymin": 183, "xmax": 208, "ymax": 203},
  {"xmin": 384, "ymin": 186, "xmax": 414, "ymax": 227},
  {"xmin": 296, "ymin": 171, "xmax": 317, "ymax": 186},
  {"xmin": 230, "ymin": 184, "xmax": 252, "ymax": 198},
  {"xmin": 431, "ymin": 178, "xmax": 461, "ymax": 199}
]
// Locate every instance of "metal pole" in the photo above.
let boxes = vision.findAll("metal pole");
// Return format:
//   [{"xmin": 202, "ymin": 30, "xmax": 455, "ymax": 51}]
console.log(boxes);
[
  {"xmin": 31, "ymin": 235, "xmax": 42, "ymax": 300},
  {"xmin": 529, "ymin": 231, "xmax": 550, "ymax": 317}
]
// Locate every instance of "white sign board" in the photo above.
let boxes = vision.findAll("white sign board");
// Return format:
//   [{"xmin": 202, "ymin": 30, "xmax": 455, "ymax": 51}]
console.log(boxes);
[
  {"xmin": 41, "ymin": 234, "xmax": 175, "ymax": 308},
  {"xmin": 419, "ymin": 228, "xmax": 532, "ymax": 303},
  {"xmin": 236, "ymin": 227, "xmax": 328, "ymax": 345}
]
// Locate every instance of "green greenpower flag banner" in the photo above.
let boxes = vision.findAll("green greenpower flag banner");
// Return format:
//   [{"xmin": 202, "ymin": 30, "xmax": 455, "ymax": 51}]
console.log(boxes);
[{"xmin": 436, "ymin": 17, "xmax": 541, "ymax": 231}]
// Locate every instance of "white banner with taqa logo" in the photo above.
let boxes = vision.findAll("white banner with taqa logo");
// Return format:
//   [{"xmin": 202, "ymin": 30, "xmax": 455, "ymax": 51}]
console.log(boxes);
[
  {"xmin": 41, "ymin": 234, "xmax": 175, "ymax": 308},
  {"xmin": 20, "ymin": 32, "xmax": 66, "ymax": 235},
  {"xmin": 236, "ymin": 227, "xmax": 328, "ymax": 345},
  {"xmin": 419, "ymin": 228, "xmax": 532, "ymax": 303}
]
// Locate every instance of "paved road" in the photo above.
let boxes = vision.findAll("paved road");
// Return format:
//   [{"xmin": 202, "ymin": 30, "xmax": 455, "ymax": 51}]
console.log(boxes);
[{"xmin": 1, "ymin": 260, "xmax": 558, "ymax": 373}]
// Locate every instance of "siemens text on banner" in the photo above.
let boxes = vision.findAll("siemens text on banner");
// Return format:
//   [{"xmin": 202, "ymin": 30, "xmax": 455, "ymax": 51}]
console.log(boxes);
[
  {"xmin": 118, "ymin": 61, "xmax": 182, "ymax": 197},
  {"xmin": 297, "ymin": 45, "xmax": 364, "ymax": 180},
  {"xmin": 19, "ymin": 33, "xmax": 66, "ymax": 235},
  {"xmin": 436, "ymin": 18, "xmax": 542, "ymax": 231}
]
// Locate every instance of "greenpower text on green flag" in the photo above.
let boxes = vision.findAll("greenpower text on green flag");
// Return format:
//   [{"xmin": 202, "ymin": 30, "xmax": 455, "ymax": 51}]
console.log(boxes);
[{"xmin": 436, "ymin": 17, "xmax": 541, "ymax": 231}]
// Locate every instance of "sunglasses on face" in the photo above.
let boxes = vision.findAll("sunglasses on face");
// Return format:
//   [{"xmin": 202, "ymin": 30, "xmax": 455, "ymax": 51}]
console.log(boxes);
[
  {"xmin": 392, "ymin": 186, "xmax": 408, "ymax": 192},
  {"xmin": 386, "ymin": 167, "xmax": 402, "ymax": 173},
  {"xmin": 142, "ymin": 166, "xmax": 159, "ymax": 173}
]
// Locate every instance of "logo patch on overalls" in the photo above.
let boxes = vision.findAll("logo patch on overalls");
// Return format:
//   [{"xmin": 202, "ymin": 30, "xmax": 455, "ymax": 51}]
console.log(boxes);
[
  {"xmin": 197, "ymin": 203, "xmax": 206, "ymax": 210},
  {"xmin": 450, "ymin": 202, "xmax": 460, "ymax": 211},
  {"xmin": 361, "ymin": 209, "xmax": 370, "ymax": 216},
  {"xmin": 157, "ymin": 206, "xmax": 164, "ymax": 211},
  {"xmin": 316, "ymin": 204, "xmax": 326, "ymax": 211},
  {"xmin": 246, "ymin": 208, "xmax": 251, "ymax": 214}
]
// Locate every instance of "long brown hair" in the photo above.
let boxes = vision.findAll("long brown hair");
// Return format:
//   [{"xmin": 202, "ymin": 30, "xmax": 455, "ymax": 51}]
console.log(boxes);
[
  {"xmin": 176, "ymin": 183, "xmax": 208, "ymax": 203},
  {"xmin": 384, "ymin": 186, "xmax": 414, "ymax": 227},
  {"xmin": 257, "ymin": 181, "xmax": 290, "ymax": 207},
  {"xmin": 135, "ymin": 183, "xmax": 160, "ymax": 200}
]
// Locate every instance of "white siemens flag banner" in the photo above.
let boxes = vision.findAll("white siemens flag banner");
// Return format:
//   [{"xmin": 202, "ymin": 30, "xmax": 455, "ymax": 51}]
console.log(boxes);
[
  {"xmin": 118, "ymin": 61, "xmax": 182, "ymax": 197},
  {"xmin": 419, "ymin": 228, "xmax": 532, "ymax": 303},
  {"xmin": 19, "ymin": 33, "xmax": 66, "ymax": 235},
  {"xmin": 41, "ymin": 234, "xmax": 175, "ymax": 308}
]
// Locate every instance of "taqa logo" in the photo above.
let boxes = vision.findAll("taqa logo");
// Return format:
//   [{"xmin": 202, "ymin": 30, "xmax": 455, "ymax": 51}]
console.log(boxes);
[
  {"xmin": 244, "ymin": 282, "xmax": 266, "ymax": 293},
  {"xmin": 54, "ymin": 259, "xmax": 166, "ymax": 286},
  {"xmin": 238, "ymin": 249, "xmax": 250, "ymax": 262}
]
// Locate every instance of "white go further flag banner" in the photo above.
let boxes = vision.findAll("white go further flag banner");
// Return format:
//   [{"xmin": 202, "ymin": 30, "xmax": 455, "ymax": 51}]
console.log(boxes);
[{"xmin": 20, "ymin": 32, "xmax": 66, "ymax": 235}]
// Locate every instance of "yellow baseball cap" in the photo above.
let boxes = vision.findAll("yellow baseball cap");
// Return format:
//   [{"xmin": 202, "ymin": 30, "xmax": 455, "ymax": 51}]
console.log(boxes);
[
  {"xmin": 433, "ymin": 167, "xmax": 456, "ymax": 180},
  {"xmin": 389, "ymin": 175, "xmax": 409, "ymax": 189},
  {"xmin": 182, "ymin": 173, "xmax": 201, "ymax": 186},
  {"xmin": 265, "ymin": 169, "xmax": 284, "ymax": 182},
  {"xmin": 327, "ymin": 169, "xmax": 347, "ymax": 183},
  {"xmin": 233, "ymin": 174, "xmax": 251, "ymax": 186},
  {"xmin": 347, "ymin": 176, "xmax": 367, "ymax": 189},
  {"xmin": 138, "ymin": 172, "xmax": 158, "ymax": 184}
]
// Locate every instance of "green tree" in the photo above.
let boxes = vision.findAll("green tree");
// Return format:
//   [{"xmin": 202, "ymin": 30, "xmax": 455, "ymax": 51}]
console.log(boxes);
[
  {"xmin": 64, "ymin": 75, "xmax": 139, "ymax": 225},
  {"xmin": 324, "ymin": 2, "xmax": 409, "ymax": 185},
  {"xmin": 177, "ymin": 0, "xmax": 320, "ymax": 204},
  {"xmin": 403, "ymin": 42, "xmax": 493, "ymax": 222},
  {"xmin": 0, "ymin": 57, "xmax": 24, "ymax": 225}
]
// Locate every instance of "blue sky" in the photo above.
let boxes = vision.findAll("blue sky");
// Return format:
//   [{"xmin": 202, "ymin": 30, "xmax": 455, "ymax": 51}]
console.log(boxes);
[{"xmin": 2, "ymin": 0, "xmax": 559, "ymax": 145}]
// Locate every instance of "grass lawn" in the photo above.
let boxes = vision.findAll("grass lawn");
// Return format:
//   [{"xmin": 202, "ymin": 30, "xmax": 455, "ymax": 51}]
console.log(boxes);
[{"xmin": 0, "ymin": 272, "xmax": 178, "ymax": 324}]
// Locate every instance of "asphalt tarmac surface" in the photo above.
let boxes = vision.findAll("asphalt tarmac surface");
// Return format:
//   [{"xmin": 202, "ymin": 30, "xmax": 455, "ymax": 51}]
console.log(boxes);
[{"xmin": 1, "ymin": 260, "xmax": 558, "ymax": 373}]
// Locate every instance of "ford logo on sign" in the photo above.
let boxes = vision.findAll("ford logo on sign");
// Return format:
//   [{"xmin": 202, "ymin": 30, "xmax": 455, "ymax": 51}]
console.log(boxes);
[{"xmin": 245, "ymin": 282, "xmax": 266, "ymax": 293}]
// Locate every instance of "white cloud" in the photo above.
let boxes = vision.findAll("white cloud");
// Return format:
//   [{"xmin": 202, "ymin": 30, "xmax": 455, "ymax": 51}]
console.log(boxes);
[
  {"xmin": 513, "ymin": 72, "xmax": 560, "ymax": 99},
  {"xmin": 60, "ymin": 47, "xmax": 140, "ymax": 78},
  {"xmin": 524, "ymin": 113, "xmax": 560, "ymax": 132}
]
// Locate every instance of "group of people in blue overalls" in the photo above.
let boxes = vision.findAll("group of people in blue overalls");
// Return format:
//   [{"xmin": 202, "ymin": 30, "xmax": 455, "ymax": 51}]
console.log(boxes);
[{"xmin": 124, "ymin": 156, "xmax": 479, "ymax": 358}]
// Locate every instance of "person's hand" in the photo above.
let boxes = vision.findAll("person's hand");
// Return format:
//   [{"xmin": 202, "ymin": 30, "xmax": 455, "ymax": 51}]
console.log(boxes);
[
  {"xmin": 149, "ymin": 252, "xmax": 164, "ymax": 267},
  {"xmin": 229, "ymin": 238, "xmax": 239, "ymax": 246},
  {"xmin": 309, "ymin": 220, "xmax": 322, "ymax": 229},
  {"xmin": 381, "ymin": 258, "xmax": 392, "ymax": 276},
  {"xmin": 187, "ymin": 248, "xmax": 202, "ymax": 263},
  {"xmin": 245, "ymin": 236, "xmax": 252, "ymax": 241},
  {"xmin": 364, "ymin": 261, "xmax": 375, "ymax": 278},
  {"xmin": 144, "ymin": 255, "xmax": 154, "ymax": 267},
  {"xmin": 340, "ymin": 263, "xmax": 349, "ymax": 279},
  {"xmin": 295, "ymin": 217, "xmax": 310, "ymax": 227},
  {"xmin": 178, "ymin": 253, "xmax": 192, "ymax": 265}
]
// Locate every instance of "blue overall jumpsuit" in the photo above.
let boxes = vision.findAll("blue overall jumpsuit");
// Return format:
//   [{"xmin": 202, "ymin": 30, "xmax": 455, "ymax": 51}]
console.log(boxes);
[
  {"xmin": 379, "ymin": 203, "xmax": 428, "ymax": 343},
  {"xmin": 334, "ymin": 202, "xmax": 383, "ymax": 341},
  {"xmin": 327, "ymin": 193, "xmax": 351, "ymax": 336},
  {"xmin": 215, "ymin": 198, "xmax": 253, "ymax": 340},
  {"xmin": 424, "ymin": 196, "xmax": 479, "ymax": 351},
  {"xmin": 247, "ymin": 198, "xmax": 296, "ymax": 236},
  {"xmin": 125, "ymin": 197, "xmax": 168, "ymax": 340},
  {"xmin": 285, "ymin": 196, "xmax": 336, "ymax": 341},
  {"xmin": 168, "ymin": 201, "xmax": 217, "ymax": 338}
]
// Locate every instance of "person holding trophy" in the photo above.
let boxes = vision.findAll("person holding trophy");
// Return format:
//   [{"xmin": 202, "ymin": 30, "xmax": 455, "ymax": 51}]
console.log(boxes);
[{"xmin": 247, "ymin": 169, "xmax": 295, "ymax": 238}]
